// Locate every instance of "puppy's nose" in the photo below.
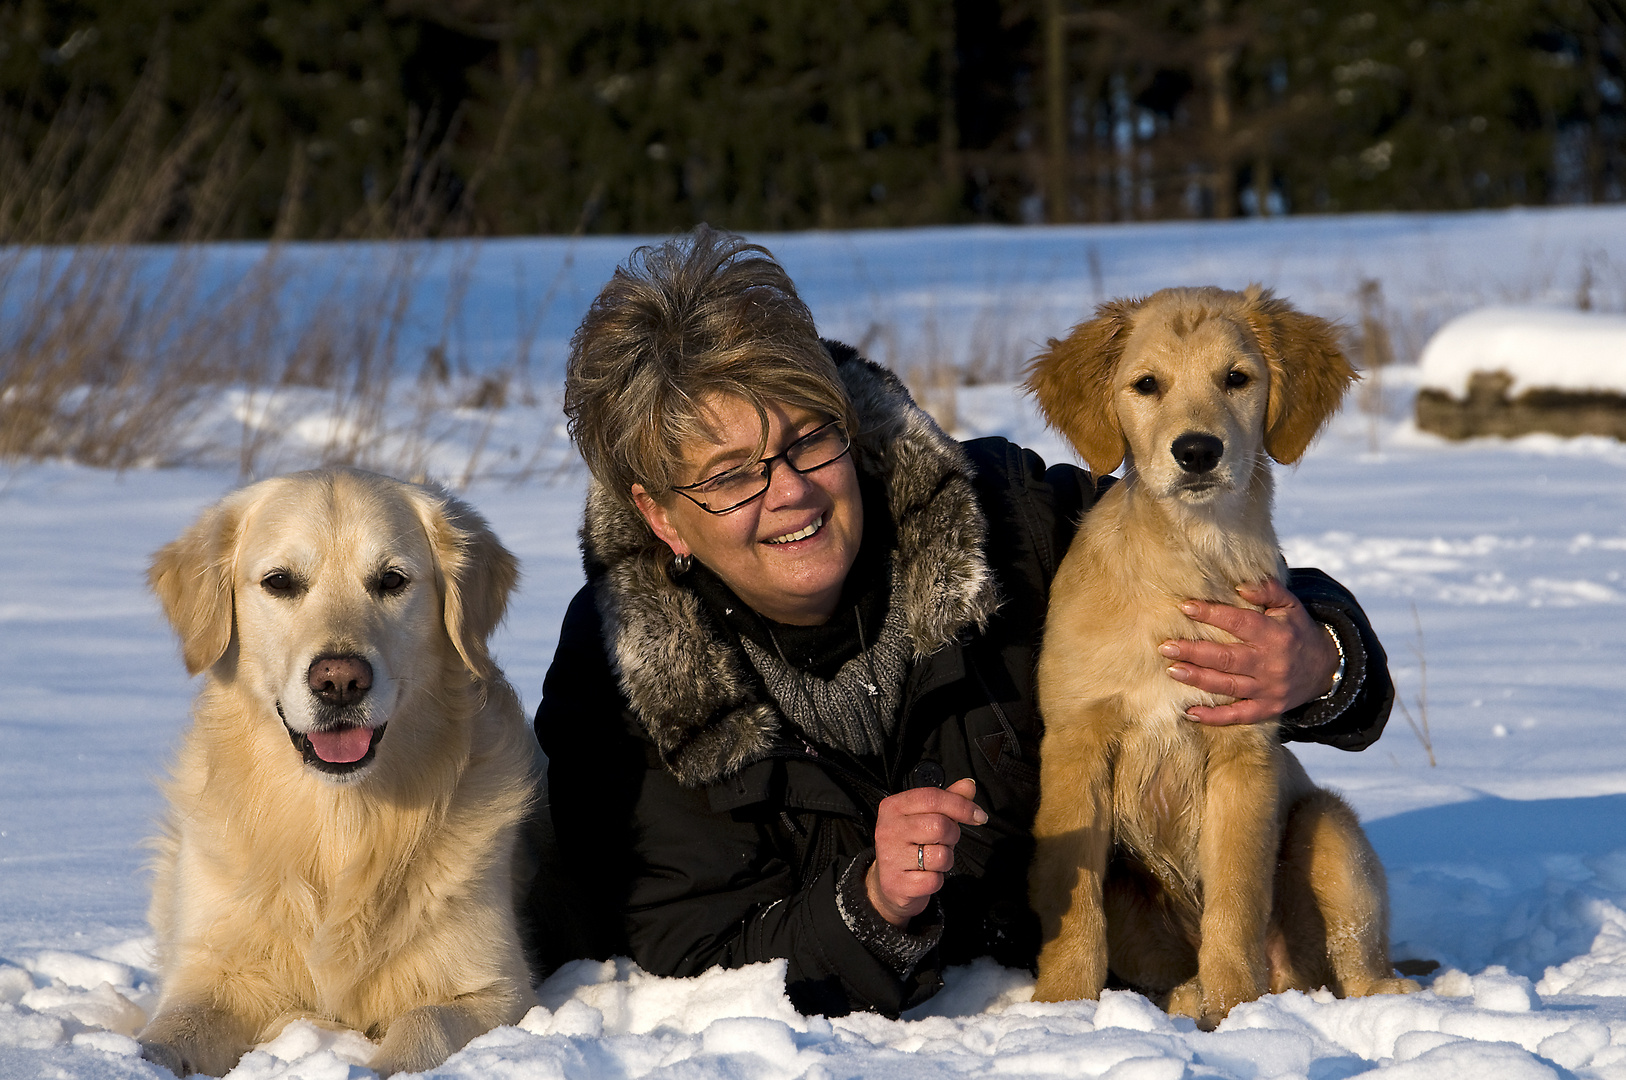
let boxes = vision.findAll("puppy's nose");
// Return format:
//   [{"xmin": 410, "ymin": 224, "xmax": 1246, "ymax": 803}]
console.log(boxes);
[
  {"xmin": 1171, "ymin": 433, "xmax": 1224, "ymax": 474},
  {"xmin": 308, "ymin": 655, "xmax": 373, "ymax": 706}
]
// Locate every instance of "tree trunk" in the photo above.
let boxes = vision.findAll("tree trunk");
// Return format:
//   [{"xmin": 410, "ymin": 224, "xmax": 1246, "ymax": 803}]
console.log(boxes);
[{"xmin": 1046, "ymin": 0, "xmax": 1070, "ymax": 222}]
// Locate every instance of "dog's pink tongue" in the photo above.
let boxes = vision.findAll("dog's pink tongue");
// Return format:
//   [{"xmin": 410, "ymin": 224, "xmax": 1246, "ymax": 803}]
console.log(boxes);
[{"xmin": 308, "ymin": 726, "xmax": 373, "ymax": 763}]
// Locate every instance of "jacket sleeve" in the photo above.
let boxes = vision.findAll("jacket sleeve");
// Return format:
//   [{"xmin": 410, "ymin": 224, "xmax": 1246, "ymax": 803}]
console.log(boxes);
[
  {"xmin": 616, "ymin": 767, "xmax": 939, "ymax": 1016},
  {"xmin": 534, "ymin": 584, "xmax": 937, "ymax": 1017},
  {"xmin": 1278, "ymin": 568, "xmax": 1395, "ymax": 751}
]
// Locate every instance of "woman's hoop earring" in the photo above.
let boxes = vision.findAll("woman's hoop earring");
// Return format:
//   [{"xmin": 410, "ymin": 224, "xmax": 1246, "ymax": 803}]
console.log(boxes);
[{"xmin": 671, "ymin": 552, "xmax": 693, "ymax": 575}]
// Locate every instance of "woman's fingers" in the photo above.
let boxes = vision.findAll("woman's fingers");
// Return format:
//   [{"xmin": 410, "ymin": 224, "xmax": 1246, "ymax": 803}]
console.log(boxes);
[
  {"xmin": 905, "ymin": 842, "xmax": 954, "ymax": 874},
  {"xmin": 896, "ymin": 814, "xmax": 961, "ymax": 849},
  {"xmin": 879, "ymin": 778, "xmax": 987, "ymax": 826},
  {"xmin": 1161, "ymin": 578, "xmax": 1341, "ymax": 724},
  {"xmin": 880, "ymin": 840, "xmax": 956, "ymax": 876}
]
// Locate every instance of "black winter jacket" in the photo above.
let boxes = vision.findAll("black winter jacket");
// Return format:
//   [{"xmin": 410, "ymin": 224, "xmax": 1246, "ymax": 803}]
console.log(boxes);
[{"xmin": 532, "ymin": 348, "xmax": 1392, "ymax": 1017}]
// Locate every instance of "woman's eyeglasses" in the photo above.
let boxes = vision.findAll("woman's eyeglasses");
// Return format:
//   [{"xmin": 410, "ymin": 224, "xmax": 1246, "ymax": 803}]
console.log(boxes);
[{"xmin": 671, "ymin": 421, "xmax": 851, "ymax": 514}]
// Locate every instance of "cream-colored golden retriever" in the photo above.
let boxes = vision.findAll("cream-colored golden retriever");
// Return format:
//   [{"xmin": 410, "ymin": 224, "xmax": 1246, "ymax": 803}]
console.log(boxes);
[
  {"xmin": 1025, "ymin": 286, "xmax": 1416, "ymax": 1029},
  {"xmin": 139, "ymin": 468, "xmax": 537, "ymax": 1076}
]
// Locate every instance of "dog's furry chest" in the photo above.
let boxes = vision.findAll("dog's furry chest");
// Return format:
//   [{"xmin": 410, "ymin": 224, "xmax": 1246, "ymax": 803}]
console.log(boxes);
[
  {"xmin": 1108, "ymin": 709, "xmax": 1281, "ymax": 902},
  {"xmin": 1038, "ymin": 481, "xmax": 1291, "ymax": 901},
  {"xmin": 1042, "ymin": 484, "xmax": 1287, "ymax": 717}
]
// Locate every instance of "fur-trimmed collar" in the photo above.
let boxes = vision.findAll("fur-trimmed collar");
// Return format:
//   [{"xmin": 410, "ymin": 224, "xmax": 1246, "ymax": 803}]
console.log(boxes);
[{"xmin": 581, "ymin": 345, "xmax": 999, "ymax": 788}]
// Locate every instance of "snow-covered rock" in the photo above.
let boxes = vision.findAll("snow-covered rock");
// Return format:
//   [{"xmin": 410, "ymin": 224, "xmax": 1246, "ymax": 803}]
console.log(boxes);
[{"xmin": 1418, "ymin": 307, "xmax": 1626, "ymax": 398}]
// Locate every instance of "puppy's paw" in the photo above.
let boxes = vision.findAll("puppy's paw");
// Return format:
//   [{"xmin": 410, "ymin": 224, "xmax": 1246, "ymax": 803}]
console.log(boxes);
[
  {"xmin": 1190, "ymin": 968, "xmax": 1265, "ymax": 1031},
  {"xmin": 1197, "ymin": 985, "xmax": 1260, "ymax": 1030},
  {"xmin": 1346, "ymin": 975, "xmax": 1422, "ymax": 997},
  {"xmin": 1194, "ymin": 997, "xmax": 1232, "ymax": 1032},
  {"xmin": 1032, "ymin": 971, "xmax": 1105, "ymax": 1003},
  {"xmin": 1166, "ymin": 978, "xmax": 1202, "ymax": 1022}
]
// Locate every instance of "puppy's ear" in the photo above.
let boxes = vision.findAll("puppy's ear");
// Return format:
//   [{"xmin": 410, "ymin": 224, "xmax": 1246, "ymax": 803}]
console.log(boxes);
[
  {"xmin": 1243, "ymin": 286, "xmax": 1357, "ymax": 464},
  {"xmin": 412, "ymin": 485, "xmax": 520, "ymax": 682},
  {"xmin": 149, "ymin": 494, "xmax": 247, "ymax": 676},
  {"xmin": 1024, "ymin": 298, "xmax": 1140, "ymax": 477}
]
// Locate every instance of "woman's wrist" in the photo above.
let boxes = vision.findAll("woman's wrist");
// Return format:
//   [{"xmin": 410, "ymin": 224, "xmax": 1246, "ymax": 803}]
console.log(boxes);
[
  {"xmin": 1317, "ymin": 622, "xmax": 1347, "ymax": 700},
  {"xmin": 865, "ymin": 859, "xmax": 916, "ymax": 927},
  {"xmin": 838, "ymin": 854, "xmax": 942, "ymax": 976}
]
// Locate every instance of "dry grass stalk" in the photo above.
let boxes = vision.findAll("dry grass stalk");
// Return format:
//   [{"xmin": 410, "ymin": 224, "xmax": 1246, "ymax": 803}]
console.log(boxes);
[
  {"xmin": 1395, "ymin": 601, "xmax": 1436, "ymax": 767},
  {"xmin": 0, "ymin": 73, "xmax": 583, "ymax": 487},
  {"xmin": 888, "ymin": 286, "xmax": 1046, "ymax": 434},
  {"xmin": 1354, "ymin": 278, "xmax": 1395, "ymax": 454},
  {"xmin": 0, "ymin": 44, "xmax": 249, "ymax": 470}
]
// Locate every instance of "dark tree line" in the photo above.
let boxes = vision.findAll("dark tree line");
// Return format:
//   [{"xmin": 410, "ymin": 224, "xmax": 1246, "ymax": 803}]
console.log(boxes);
[{"xmin": 0, "ymin": 0, "xmax": 1621, "ymax": 240}]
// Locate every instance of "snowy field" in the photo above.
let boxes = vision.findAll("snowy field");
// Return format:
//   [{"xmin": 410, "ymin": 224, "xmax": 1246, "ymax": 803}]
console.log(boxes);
[
  {"xmin": 4, "ymin": 208, "xmax": 1626, "ymax": 1077},
  {"xmin": 12, "ymin": 202, "xmax": 1624, "ymax": 392}
]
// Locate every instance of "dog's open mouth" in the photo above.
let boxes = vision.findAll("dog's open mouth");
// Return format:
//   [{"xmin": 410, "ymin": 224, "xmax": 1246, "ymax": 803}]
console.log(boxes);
[{"xmin": 284, "ymin": 720, "xmax": 386, "ymax": 774}]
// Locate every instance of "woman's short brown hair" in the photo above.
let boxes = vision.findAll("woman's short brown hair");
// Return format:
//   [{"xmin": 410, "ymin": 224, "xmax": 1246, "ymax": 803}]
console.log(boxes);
[{"xmin": 564, "ymin": 225, "xmax": 855, "ymax": 507}]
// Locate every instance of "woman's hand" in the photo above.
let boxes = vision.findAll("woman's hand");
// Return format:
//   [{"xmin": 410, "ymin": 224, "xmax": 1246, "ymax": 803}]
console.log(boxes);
[
  {"xmin": 1160, "ymin": 577, "xmax": 1341, "ymax": 726},
  {"xmin": 866, "ymin": 777, "xmax": 987, "ymax": 927}
]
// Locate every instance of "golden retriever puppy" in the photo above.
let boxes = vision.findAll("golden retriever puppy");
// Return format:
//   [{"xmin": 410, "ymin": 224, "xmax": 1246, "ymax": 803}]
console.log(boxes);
[
  {"xmin": 139, "ymin": 468, "xmax": 538, "ymax": 1076},
  {"xmin": 1025, "ymin": 286, "xmax": 1416, "ymax": 1029}
]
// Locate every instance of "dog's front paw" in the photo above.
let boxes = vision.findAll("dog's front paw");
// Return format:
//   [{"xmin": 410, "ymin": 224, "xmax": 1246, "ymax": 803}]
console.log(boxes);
[
  {"xmin": 1173, "ymin": 967, "xmax": 1265, "ymax": 1031},
  {"xmin": 138, "ymin": 1004, "xmax": 249, "ymax": 1077},
  {"xmin": 1195, "ymin": 986, "xmax": 1247, "ymax": 1032},
  {"xmin": 138, "ymin": 1035, "xmax": 242, "ymax": 1077},
  {"xmin": 1165, "ymin": 977, "xmax": 1202, "ymax": 1024},
  {"xmin": 138, "ymin": 1038, "xmax": 190, "ymax": 1077},
  {"xmin": 1346, "ymin": 975, "xmax": 1422, "ymax": 997},
  {"xmin": 370, "ymin": 1004, "xmax": 482, "ymax": 1076},
  {"xmin": 1188, "ymin": 946, "xmax": 1270, "ymax": 1030}
]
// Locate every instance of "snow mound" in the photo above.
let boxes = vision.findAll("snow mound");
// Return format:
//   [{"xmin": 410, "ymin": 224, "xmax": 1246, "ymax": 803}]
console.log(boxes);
[{"xmin": 1418, "ymin": 307, "xmax": 1626, "ymax": 398}]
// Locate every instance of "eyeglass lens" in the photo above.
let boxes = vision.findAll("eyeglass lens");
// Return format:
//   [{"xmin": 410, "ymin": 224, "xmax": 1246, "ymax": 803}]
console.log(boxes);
[{"xmin": 687, "ymin": 422, "xmax": 848, "ymax": 511}]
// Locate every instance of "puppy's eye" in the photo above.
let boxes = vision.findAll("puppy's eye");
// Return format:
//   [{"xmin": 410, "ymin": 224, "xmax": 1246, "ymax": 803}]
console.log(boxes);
[
  {"xmin": 261, "ymin": 571, "xmax": 295, "ymax": 594},
  {"xmin": 1133, "ymin": 375, "xmax": 1159, "ymax": 395},
  {"xmin": 378, "ymin": 569, "xmax": 409, "ymax": 594},
  {"xmin": 1225, "ymin": 370, "xmax": 1250, "ymax": 389}
]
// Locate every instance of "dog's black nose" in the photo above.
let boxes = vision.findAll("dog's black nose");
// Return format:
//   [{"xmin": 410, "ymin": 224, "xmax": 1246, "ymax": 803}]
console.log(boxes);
[
  {"xmin": 308, "ymin": 655, "xmax": 373, "ymax": 706},
  {"xmin": 1171, "ymin": 433, "xmax": 1224, "ymax": 474}
]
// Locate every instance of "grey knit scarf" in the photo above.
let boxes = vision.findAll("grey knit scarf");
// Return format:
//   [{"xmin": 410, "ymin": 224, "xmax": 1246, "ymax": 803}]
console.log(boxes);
[{"xmin": 740, "ymin": 593, "xmax": 911, "ymax": 758}]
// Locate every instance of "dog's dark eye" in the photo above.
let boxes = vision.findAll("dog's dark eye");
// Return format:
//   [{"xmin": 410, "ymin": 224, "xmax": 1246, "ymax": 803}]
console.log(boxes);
[
  {"xmin": 1225, "ymin": 370, "xmax": 1250, "ymax": 389},
  {"xmin": 378, "ymin": 569, "xmax": 409, "ymax": 594},
  {"xmin": 1133, "ymin": 375, "xmax": 1159, "ymax": 395},
  {"xmin": 261, "ymin": 571, "xmax": 295, "ymax": 594}
]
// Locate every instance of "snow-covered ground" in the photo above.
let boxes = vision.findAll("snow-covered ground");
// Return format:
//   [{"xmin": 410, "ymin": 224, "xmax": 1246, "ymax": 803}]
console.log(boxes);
[{"xmin": 4, "ymin": 209, "xmax": 1626, "ymax": 1078}]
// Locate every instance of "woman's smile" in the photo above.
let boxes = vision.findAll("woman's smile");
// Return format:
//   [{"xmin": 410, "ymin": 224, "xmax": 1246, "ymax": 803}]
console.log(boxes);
[
  {"xmin": 632, "ymin": 395, "xmax": 864, "ymax": 626},
  {"xmin": 765, "ymin": 513, "xmax": 823, "ymax": 545}
]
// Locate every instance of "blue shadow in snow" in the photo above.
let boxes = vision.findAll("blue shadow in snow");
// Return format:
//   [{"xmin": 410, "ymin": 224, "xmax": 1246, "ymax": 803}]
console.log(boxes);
[{"xmin": 1364, "ymin": 793, "xmax": 1626, "ymax": 869}]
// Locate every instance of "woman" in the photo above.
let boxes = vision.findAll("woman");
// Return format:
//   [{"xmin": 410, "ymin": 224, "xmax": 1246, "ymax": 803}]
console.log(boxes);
[{"xmin": 533, "ymin": 226, "xmax": 1391, "ymax": 1017}]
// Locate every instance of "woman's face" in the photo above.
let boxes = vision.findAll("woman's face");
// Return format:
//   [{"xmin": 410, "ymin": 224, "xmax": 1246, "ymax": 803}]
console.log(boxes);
[{"xmin": 632, "ymin": 395, "xmax": 864, "ymax": 626}]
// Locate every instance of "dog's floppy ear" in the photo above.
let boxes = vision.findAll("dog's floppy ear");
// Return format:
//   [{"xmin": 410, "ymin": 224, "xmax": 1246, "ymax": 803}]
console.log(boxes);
[
  {"xmin": 1242, "ymin": 286, "xmax": 1357, "ymax": 464},
  {"xmin": 1024, "ymin": 297, "xmax": 1140, "ymax": 477},
  {"xmin": 149, "ymin": 492, "xmax": 250, "ymax": 676},
  {"xmin": 411, "ymin": 485, "xmax": 520, "ymax": 682}
]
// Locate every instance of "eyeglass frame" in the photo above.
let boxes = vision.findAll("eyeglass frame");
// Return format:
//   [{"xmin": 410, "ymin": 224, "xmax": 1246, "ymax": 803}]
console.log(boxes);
[{"xmin": 668, "ymin": 419, "xmax": 852, "ymax": 514}]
